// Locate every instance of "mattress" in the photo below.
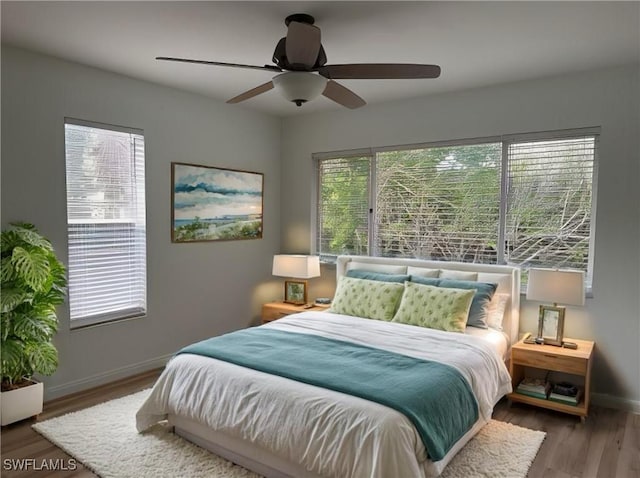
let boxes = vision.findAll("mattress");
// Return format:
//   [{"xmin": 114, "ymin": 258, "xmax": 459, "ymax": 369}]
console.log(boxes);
[{"xmin": 137, "ymin": 312, "xmax": 512, "ymax": 478}]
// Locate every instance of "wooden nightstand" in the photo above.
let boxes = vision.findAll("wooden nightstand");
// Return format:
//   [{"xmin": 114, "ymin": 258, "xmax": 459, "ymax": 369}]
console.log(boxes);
[
  {"xmin": 508, "ymin": 338, "xmax": 595, "ymax": 422},
  {"xmin": 261, "ymin": 302, "xmax": 328, "ymax": 324}
]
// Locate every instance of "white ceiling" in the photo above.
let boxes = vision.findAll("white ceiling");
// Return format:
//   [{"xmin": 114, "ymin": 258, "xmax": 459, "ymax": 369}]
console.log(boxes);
[{"xmin": 2, "ymin": 1, "xmax": 639, "ymax": 117}]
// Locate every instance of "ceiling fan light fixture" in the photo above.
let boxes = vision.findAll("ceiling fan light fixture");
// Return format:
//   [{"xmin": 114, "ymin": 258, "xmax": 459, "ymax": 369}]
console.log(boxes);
[{"xmin": 272, "ymin": 72, "xmax": 327, "ymax": 106}]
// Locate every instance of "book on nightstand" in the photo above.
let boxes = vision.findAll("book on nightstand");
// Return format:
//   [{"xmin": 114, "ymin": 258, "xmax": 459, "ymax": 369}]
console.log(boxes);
[
  {"xmin": 548, "ymin": 390, "xmax": 582, "ymax": 405},
  {"xmin": 516, "ymin": 377, "xmax": 551, "ymax": 399}
]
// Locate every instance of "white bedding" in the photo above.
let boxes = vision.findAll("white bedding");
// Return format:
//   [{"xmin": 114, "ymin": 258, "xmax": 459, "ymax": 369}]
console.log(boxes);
[
  {"xmin": 464, "ymin": 325, "xmax": 510, "ymax": 360},
  {"xmin": 137, "ymin": 312, "xmax": 511, "ymax": 478}
]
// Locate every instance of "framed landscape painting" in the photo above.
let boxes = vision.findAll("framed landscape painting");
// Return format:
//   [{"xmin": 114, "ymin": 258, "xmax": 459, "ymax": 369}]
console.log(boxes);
[{"xmin": 172, "ymin": 162, "xmax": 264, "ymax": 243}]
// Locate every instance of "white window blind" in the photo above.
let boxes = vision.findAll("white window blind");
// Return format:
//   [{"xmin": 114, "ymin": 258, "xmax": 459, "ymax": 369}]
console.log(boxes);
[
  {"xmin": 375, "ymin": 144, "xmax": 501, "ymax": 262},
  {"xmin": 65, "ymin": 120, "xmax": 147, "ymax": 328},
  {"xmin": 315, "ymin": 130, "xmax": 597, "ymax": 290},
  {"xmin": 506, "ymin": 136, "xmax": 595, "ymax": 286},
  {"xmin": 317, "ymin": 156, "xmax": 370, "ymax": 261}
]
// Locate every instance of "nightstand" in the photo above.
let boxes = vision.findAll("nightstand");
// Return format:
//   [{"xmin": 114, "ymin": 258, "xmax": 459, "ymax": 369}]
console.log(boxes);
[
  {"xmin": 261, "ymin": 302, "xmax": 328, "ymax": 324},
  {"xmin": 508, "ymin": 338, "xmax": 595, "ymax": 422}
]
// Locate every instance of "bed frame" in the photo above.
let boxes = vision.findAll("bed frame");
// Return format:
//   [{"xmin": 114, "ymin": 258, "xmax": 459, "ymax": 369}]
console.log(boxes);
[{"xmin": 171, "ymin": 256, "xmax": 521, "ymax": 478}]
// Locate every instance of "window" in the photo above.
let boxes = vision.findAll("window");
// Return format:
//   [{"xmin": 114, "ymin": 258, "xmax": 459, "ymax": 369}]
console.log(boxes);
[
  {"xmin": 315, "ymin": 129, "xmax": 597, "ymax": 289},
  {"xmin": 64, "ymin": 119, "xmax": 146, "ymax": 328}
]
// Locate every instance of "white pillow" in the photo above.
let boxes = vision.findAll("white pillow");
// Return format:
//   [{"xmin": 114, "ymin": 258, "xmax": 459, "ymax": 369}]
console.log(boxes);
[
  {"xmin": 407, "ymin": 266, "xmax": 440, "ymax": 278},
  {"xmin": 346, "ymin": 261, "xmax": 407, "ymax": 274},
  {"xmin": 486, "ymin": 293, "xmax": 510, "ymax": 330},
  {"xmin": 440, "ymin": 270, "xmax": 479, "ymax": 280}
]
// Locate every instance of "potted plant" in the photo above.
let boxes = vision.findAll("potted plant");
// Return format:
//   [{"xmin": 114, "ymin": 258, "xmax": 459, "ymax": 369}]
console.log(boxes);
[{"xmin": 1, "ymin": 223, "xmax": 66, "ymax": 425}]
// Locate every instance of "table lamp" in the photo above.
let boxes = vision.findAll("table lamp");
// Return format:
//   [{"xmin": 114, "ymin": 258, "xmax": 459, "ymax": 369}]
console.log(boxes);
[
  {"xmin": 272, "ymin": 255, "xmax": 321, "ymax": 305},
  {"xmin": 526, "ymin": 268, "xmax": 585, "ymax": 347}
]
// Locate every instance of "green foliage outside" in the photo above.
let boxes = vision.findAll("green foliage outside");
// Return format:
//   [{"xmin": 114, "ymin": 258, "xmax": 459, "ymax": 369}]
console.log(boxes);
[
  {"xmin": 376, "ymin": 144, "xmax": 501, "ymax": 262},
  {"xmin": 1, "ymin": 223, "xmax": 67, "ymax": 389},
  {"xmin": 318, "ymin": 139, "xmax": 593, "ymax": 275}
]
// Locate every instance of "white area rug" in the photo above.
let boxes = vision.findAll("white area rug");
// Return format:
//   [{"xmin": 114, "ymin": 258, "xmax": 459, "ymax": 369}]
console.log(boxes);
[{"xmin": 33, "ymin": 389, "xmax": 545, "ymax": 478}]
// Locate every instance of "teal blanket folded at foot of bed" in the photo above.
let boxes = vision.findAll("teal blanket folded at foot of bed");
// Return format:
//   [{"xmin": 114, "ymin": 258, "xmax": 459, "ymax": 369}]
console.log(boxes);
[{"xmin": 178, "ymin": 328, "xmax": 478, "ymax": 461}]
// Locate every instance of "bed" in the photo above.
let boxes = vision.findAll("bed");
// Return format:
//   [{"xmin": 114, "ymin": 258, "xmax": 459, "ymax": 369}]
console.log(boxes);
[{"xmin": 136, "ymin": 255, "xmax": 520, "ymax": 478}]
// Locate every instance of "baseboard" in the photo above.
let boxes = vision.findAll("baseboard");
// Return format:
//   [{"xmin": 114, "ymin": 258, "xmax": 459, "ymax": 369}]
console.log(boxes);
[
  {"xmin": 44, "ymin": 354, "xmax": 173, "ymax": 401},
  {"xmin": 591, "ymin": 392, "xmax": 640, "ymax": 414}
]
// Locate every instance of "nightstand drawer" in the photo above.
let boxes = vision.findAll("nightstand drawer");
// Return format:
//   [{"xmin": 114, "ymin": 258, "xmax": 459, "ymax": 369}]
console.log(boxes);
[
  {"xmin": 262, "ymin": 308, "xmax": 292, "ymax": 322},
  {"xmin": 512, "ymin": 347, "xmax": 586, "ymax": 375}
]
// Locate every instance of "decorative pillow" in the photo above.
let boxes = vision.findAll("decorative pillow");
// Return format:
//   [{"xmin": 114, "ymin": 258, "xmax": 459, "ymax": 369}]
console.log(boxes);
[
  {"xmin": 346, "ymin": 269, "xmax": 410, "ymax": 283},
  {"xmin": 346, "ymin": 261, "xmax": 407, "ymax": 274},
  {"xmin": 392, "ymin": 282, "xmax": 475, "ymax": 333},
  {"xmin": 409, "ymin": 276, "xmax": 441, "ymax": 287},
  {"xmin": 407, "ymin": 266, "xmax": 440, "ymax": 278},
  {"xmin": 486, "ymin": 293, "xmax": 510, "ymax": 330},
  {"xmin": 440, "ymin": 270, "xmax": 479, "ymax": 281},
  {"xmin": 439, "ymin": 279, "xmax": 497, "ymax": 329},
  {"xmin": 328, "ymin": 276, "xmax": 404, "ymax": 321}
]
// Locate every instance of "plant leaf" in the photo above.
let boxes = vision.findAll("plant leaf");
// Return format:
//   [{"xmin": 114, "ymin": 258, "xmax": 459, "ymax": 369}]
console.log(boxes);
[
  {"xmin": 26, "ymin": 340, "xmax": 58, "ymax": 376},
  {"xmin": 11, "ymin": 224, "xmax": 53, "ymax": 251},
  {"xmin": 0, "ymin": 288, "xmax": 30, "ymax": 313},
  {"xmin": 1, "ymin": 313, "xmax": 12, "ymax": 341},
  {"xmin": 13, "ymin": 315, "xmax": 52, "ymax": 342},
  {"xmin": 1, "ymin": 256, "xmax": 15, "ymax": 282},
  {"xmin": 1, "ymin": 338, "xmax": 27, "ymax": 383},
  {"xmin": 11, "ymin": 247, "xmax": 50, "ymax": 291}
]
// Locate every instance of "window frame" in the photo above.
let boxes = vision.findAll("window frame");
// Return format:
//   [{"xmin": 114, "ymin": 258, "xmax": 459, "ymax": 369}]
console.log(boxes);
[
  {"xmin": 64, "ymin": 117, "xmax": 148, "ymax": 329},
  {"xmin": 313, "ymin": 127, "xmax": 599, "ymax": 293}
]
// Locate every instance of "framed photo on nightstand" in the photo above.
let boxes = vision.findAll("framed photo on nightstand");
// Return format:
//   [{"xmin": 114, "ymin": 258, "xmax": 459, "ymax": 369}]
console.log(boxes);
[
  {"xmin": 538, "ymin": 305, "xmax": 565, "ymax": 346},
  {"xmin": 284, "ymin": 280, "xmax": 307, "ymax": 305}
]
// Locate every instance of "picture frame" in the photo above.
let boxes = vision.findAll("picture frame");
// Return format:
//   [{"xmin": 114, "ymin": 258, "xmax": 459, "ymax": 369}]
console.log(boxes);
[
  {"xmin": 284, "ymin": 280, "xmax": 307, "ymax": 305},
  {"xmin": 537, "ymin": 305, "xmax": 565, "ymax": 346},
  {"xmin": 171, "ymin": 162, "xmax": 264, "ymax": 243}
]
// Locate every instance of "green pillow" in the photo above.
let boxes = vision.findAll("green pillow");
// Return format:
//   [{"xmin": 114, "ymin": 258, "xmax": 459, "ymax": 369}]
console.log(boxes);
[
  {"xmin": 346, "ymin": 269, "xmax": 410, "ymax": 283},
  {"xmin": 392, "ymin": 281, "xmax": 475, "ymax": 333},
  {"xmin": 438, "ymin": 279, "xmax": 497, "ymax": 329},
  {"xmin": 328, "ymin": 276, "xmax": 404, "ymax": 321}
]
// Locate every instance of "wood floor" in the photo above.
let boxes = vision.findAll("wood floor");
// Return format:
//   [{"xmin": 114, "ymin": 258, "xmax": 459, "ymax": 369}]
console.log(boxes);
[{"xmin": 1, "ymin": 369, "xmax": 638, "ymax": 478}]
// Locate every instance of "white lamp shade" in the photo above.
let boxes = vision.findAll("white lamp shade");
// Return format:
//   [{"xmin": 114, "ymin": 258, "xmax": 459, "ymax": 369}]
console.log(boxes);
[
  {"xmin": 272, "ymin": 254, "xmax": 321, "ymax": 279},
  {"xmin": 272, "ymin": 72, "xmax": 327, "ymax": 105},
  {"xmin": 526, "ymin": 268, "xmax": 585, "ymax": 306}
]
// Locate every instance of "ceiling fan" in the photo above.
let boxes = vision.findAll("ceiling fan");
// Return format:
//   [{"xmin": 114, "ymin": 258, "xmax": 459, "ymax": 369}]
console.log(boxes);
[{"xmin": 157, "ymin": 13, "xmax": 441, "ymax": 109}]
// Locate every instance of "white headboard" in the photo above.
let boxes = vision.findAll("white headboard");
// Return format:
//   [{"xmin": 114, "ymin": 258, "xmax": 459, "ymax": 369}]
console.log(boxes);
[{"xmin": 336, "ymin": 255, "xmax": 521, "ymax": 345}]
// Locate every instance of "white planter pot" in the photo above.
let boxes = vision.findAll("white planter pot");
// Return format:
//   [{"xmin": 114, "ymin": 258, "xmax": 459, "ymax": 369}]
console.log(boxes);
[{"xmin": 0, "ymin": 379, "xmax": 44, "ymax": 426}]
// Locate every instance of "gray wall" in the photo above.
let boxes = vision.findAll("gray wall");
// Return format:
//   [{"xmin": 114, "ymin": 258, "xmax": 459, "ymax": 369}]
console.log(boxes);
[
  {"xmin": 1, "ymin": 46, "xmax": 283, "ymax": 399},
  {"xmin": 281, "ymin": 65, "xmax": 640, "ymax": 410},
  {"xmin": 3, "ymin": 44, "xmax": 639, "ymax": 411}
]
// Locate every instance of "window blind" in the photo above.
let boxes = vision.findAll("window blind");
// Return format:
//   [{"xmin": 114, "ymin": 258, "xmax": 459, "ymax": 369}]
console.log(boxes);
[
  {"xmin": 316, "ymin": 156, "xmax": 371, "ymax": 261},
  {"xmin": 64, "ymin": 120, "xmax": 147, "ymax": 327},
  {"xmin": 505, "ymin": 136, "xmax": 595, "ymax": 287},
  {"xmin": 315, "ymin": 129, "xmax": 597, "ymax": 289},
  {"xmin": 375, "ymin": 144, "xmax": 501, "ymax": 262}
]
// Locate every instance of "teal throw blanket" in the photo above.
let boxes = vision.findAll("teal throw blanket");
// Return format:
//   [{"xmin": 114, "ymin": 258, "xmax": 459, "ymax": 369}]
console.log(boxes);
[{"xmin": 178, "ymin": 328, "xmax": 478, "ymax": 461}]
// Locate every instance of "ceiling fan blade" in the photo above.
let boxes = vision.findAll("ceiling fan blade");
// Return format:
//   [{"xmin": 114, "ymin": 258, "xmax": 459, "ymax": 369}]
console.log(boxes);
[
  {"xmin": 319, "ymin": 64, "xmax": 441, "ymax": 80},
  {"xmin": 285, "ymin": 21, "xmax": 321, "ymax": 68},
  {"xmin": 322, "ymin": 80, "xmax": 366, "ymax": 109},
  {"xmin": 226, "ymin": 81, "xmax": 274, "ymax": 104},
  {"xmin": 156, "ymin": 56, "xmax": 281, "ymax": 73}
]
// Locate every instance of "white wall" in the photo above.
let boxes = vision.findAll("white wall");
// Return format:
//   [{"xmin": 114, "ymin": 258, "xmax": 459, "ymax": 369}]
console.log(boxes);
[
  {"xmin": 1, "ymin": 46, "xmax": 283, "ymax": 399},
  {"xmin": 281, "ymin": 65, "xmax": 640, "ymax": 410}
]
